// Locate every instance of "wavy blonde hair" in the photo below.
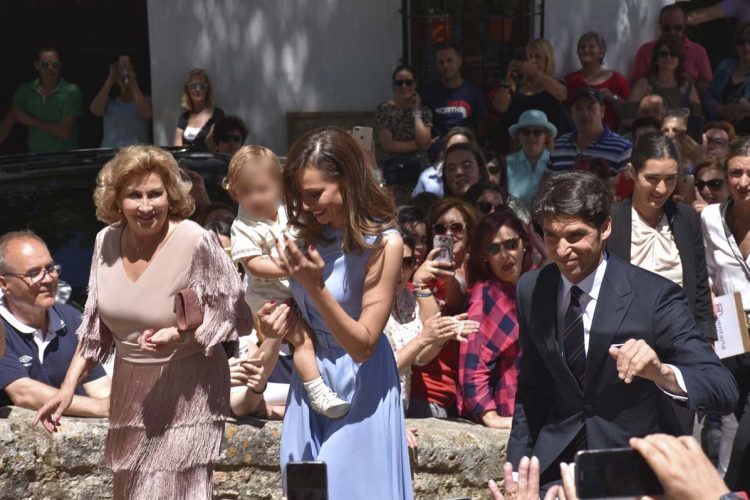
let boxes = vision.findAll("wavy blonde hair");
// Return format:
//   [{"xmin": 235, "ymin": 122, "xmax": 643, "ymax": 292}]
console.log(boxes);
[
  {"xmin": 222, "ymin": 145, "xmax": 282, "ymax": 202},
  {"xmin": 181, "ymin": 68, "xmax": 215, "ymax": 111},
  {"xmin": 527, "ymin": 38, "xmax": 556, "ymax": 76},
  {"xmin": 283, "ymin": 127, "xmax": 396, "ymax": 253},
  {"xmin": 94, "ymin": 145, "xmax": 194, "ymax": 224}
]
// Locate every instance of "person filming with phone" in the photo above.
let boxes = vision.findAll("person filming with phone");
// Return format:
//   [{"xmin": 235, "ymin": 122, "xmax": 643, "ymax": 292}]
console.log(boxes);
[
  {"xmin": 90, "ymin": 55, "xmax": 152, "ymax": 148},
  {"xmin": 508, "ymin": 171, "xmax": 738, "ymax": 487},
  {"xmin": 375, "ymin": 64, "xmax": 433, "ymax": 205}
]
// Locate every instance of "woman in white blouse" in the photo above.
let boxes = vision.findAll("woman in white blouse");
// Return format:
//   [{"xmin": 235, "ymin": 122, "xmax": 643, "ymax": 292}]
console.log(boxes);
[
  {"xmin": 608, "ymin": 132, "xmax": 716, "ymax": 439},
  {"xmin": 608, "ymin": 131, "xmax": 715, "ymax": 340},
  {"xmin": 701, "ymin": 137, "xmax": 750, "ymax": 492}
]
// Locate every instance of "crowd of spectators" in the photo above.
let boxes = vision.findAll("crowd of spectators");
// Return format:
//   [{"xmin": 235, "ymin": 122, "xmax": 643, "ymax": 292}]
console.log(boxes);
[{"xmin": 1, "ymin": 2, "xmax": 750, "ymax": 499}]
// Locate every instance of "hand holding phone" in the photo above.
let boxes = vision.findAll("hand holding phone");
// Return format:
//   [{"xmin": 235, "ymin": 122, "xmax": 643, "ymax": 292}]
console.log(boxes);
[
  {"xmin": 433, "ymin": 235, "xmax": 454, "ymax": 264},
  {"xmin": 351, "ymin": 126, "xmax": 374, "ymax": 153},
  {"xmin": 675, "ymin": 174, "xmax": 696, "ymax": 205},
  {"xmin": 575, "ymin": 447, "xmax": 663, "ymax": 499},
  {"xmin": 285, "ymin": 461, "xmax": 328, "ymax": 500}
]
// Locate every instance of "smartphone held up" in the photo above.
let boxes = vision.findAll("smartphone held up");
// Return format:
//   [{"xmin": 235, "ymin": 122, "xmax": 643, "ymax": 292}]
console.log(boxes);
[
  {"xmin": 575, "ymin": 448, "xmax": 664, "ymax": 499},
  {"xmin": 433, "ymin": 235, "xmax": 454, "ymax": 264}
]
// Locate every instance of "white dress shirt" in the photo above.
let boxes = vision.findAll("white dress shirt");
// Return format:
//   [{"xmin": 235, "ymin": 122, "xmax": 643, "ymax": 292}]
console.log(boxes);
[{"xmin": 557, "ymin": 255, "xmax": 687, "ymax": 398}]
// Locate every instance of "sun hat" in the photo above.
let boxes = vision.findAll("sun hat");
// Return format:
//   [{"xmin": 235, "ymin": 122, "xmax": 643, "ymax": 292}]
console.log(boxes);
[{"xmin": 508, "ymin": 109, "xmax": 557, "ymax": 138}]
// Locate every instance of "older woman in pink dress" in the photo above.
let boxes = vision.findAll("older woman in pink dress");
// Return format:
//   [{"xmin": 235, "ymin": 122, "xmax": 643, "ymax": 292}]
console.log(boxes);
[{"xmin": 34, "ymin": 145, "xmax": 249, "ymax": 499}]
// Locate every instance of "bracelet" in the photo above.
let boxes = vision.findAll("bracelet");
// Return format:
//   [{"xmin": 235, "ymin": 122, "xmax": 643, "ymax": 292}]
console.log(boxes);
[
  {"xmin": 412, "ymin": 110, "xmax": 423, "ymax": 118},
  {"xmin": 412, "ymin": 279, "xmax": 427, "ymax": 288},
  {"xmin": 251, "ymin": 379, "xmax": 268, "ymax": 394},
  {"xmin": 414, "ymin": 289, "xmax": 434, "ymax": 298}
]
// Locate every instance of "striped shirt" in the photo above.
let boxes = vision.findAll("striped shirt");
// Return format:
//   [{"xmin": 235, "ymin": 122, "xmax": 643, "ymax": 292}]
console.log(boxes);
[{"xmin": 549, "ymin": 126, "xmax": 632, "ymax": 176}]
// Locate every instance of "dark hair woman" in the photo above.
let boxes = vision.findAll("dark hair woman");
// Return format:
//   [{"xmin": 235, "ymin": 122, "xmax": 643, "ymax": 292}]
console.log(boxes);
[
  {"xmin": 608, "ymin": 132, "xmax": 714, "ymax": 343},
  {"xmin": 408, "ymin": 197, "xmax": 476, "ymax": 418},
  {"xmin": 441, "ymin": 142, "xmax": 489, "ymax": 198},
  {"xmin": 626, "ymin": 39, "xmax": 702, "ymax": 126},
  {"xmin": 254, "ymin": 127, "xmax": 412, "ymax": 498},
  {"xmin": 375, "ymin": 64, "xmax": 434, "ymax": 205},
  {"xmin": 412, "ymin": 126, "xmax": 477, "ymax": 198},
  {"xmin": 701, "ymin": 137, "xmax": 750, "ymax": 492},
  {"xmin": 458, "ymin": 210, "xmax": 532, "ymax": 427}
]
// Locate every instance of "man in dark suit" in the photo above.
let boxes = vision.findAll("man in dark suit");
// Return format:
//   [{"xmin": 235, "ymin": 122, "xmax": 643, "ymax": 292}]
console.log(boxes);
[{"xmin": 508, "ymin": 171, "xmax": 738, "ymax": 484}]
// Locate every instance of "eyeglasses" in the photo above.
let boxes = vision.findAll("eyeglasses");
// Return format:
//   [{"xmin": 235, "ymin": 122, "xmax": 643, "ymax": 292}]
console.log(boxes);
[
  {"xmin": 402, "ymin": 256, "xmax": 416, "ymax": 268},
  {"xmin": 696, "ymin": 179, "xmax": 725, "ymax": 191},
  {"xmin": 444, "ymin": 160, "xmax": 476, "ymax": 176},
  {"xmin": 40, "ymin": 60, "xmax": 61, "ymax": 69},
  {"xmin": 223, "ymin": 134, "xmax": 243, "ymax": 143},
  {"xmin": 486, "ymin": 238, "xmax": 521, "ymax": 254},
  {"xmin": 393, "ymin": 79, "xmax": 415, "ymax": 87},
  {"xmin": 187, "ymin": 82, "xmax": 209, "ymax": 91},
  {"xmin": 658, "ymin": 51, "xmax": 678, "ymax": 59},
  {"xmin": 661, "ymin": 24, "xmax": 684, "ymax": 32},
  {"xmin": 476, "ymin": 201, "xmax": 505, "ymax": 214},
  {"xmin": 707, "ymin": 138, "xmax": 729, "ymax": 148},
  {"xmin": 3, "ymin": 263, "xmax": 61, "ymax": 284},
  {"xmin": 432, "ymin": 222, "xmax": 466, "ymax": 235},
  {"xmin": 519, "ymin": 128, "xmax": 546, "ymax": 137}
]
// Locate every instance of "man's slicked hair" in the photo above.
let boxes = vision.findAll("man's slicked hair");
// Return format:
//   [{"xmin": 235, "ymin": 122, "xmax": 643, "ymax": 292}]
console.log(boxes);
[{"xmin": 532, "ymin": 171, "xmax": 612, "ymax": 229}]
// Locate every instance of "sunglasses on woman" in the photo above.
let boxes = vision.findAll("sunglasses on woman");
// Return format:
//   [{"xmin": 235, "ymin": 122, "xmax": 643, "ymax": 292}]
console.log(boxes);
[
  {"xmin": 393, "ymin": 79, "xmax": 415, "ymax": 87},
  {"xmin": 486, "ymin": 238, "xmax": 520, "ymax": 255},
  {"xmin": 402, "ymin": 256, "xmax": 416, "ymax": 268},
  {"xmin": 188, "ymin": 82, "xmax": 209, "ymax": 91},
  {"xmin": 432, "ymin": 222, "xmax": 465, "ymax": 235},
  {"xmin": 476, "ymin": 201, "xmax": 505, "ymax": 214},
  {"xmin": 696, "ymin": 179, "xmax": 725, "ymax": 191}
]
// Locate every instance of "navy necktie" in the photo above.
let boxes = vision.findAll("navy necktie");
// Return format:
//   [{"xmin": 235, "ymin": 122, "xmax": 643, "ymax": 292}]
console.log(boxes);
[{"xmin": 563, "ymin": 285, "xmax": 586, "ymax": 387}]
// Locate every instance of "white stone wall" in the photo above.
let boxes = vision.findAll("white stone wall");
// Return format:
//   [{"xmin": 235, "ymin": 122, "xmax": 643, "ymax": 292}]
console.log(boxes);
[
  {"xmin": 542, "ymin": 0, "xmax": 675, "ymax": 79},
  {"xmin": 146, "ymin": 0, "xmax": 403, "ymax": 154}
]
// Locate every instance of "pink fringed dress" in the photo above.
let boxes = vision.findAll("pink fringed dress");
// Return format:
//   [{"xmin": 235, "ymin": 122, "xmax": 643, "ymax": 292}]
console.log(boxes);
[{"xmin": 77, "ymin": 220, "xmax": 249, "ymax": 499}]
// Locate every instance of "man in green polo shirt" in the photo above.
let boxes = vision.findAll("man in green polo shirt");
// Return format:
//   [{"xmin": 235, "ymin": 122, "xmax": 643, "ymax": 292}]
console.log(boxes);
[{"xmin": 0, "ymin": 48, "xmax": 82, "ymax": 153}]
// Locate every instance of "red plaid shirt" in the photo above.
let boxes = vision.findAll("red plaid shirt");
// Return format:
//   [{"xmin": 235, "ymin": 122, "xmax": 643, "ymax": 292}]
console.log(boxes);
[{"xmin": 457, "ymin": 279, "xmax": 521, "ymax": 420}]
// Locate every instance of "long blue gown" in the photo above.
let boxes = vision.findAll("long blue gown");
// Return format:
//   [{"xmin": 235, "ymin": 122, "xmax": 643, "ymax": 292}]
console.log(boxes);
[{"xmin": 280, "ymin": 227, "xmax": 413, "ymax": 500}]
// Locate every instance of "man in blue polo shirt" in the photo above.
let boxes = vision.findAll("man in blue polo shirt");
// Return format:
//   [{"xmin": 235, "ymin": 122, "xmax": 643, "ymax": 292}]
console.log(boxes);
[
  {"xmin": 0, "ymin": 231, "xmax": 109, "ymax": 415},
  {"xmin": 422, "ymin": 44, "xmax": 488, "ymax": 162},
  {"xmin": 0, "ymin": 47, "xmax": 82, "ymax": 153},
  {"xmin": 549, "ymin": 88, "xmax": 632, "ymax": 177}
]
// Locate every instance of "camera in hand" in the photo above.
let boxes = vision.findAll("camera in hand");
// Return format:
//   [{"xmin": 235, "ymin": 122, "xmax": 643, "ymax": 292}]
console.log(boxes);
[{"xmin": 575, "ymin": 448, "xmax": 664, "ymax": 499}]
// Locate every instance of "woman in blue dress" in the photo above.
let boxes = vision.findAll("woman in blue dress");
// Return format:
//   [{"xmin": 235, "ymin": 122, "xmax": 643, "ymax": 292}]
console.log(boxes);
[{"xmin": 259, "ymin": 127, "xmax": 413, "ymax": 499}]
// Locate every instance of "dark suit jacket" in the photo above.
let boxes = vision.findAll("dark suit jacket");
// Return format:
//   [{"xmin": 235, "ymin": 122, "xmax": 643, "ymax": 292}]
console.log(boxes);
[
  {"xmin": 608, "ymin": 199, "xmax": 716, "ymax": 340},
  {"xmin": 507, "ymin": 256, "xmax": 738, "ymax": 476}
]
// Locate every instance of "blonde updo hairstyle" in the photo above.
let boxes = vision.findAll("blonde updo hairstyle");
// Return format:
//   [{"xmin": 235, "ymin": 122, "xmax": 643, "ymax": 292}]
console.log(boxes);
[{"xmin": 94, "ymin": 145, "xmax": 195, "ymax": 224}]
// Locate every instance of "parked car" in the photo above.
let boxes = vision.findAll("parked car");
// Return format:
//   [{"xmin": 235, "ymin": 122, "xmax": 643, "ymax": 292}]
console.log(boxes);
[{"xmin": 0, "ymin": 148, "xmax": 236, "ymax": 308}]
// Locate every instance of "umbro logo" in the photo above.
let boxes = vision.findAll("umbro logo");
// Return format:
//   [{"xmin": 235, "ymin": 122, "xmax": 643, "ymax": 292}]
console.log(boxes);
[{"xmin": 18, "ymin": 355, "xmax": 33, "ymax": 367}]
